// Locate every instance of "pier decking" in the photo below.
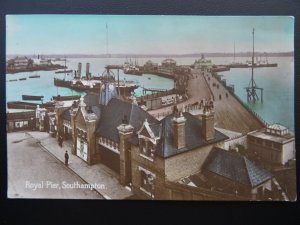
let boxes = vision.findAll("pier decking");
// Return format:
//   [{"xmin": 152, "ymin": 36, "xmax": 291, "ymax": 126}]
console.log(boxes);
[{"xmin": 148, "ymin": 69, "xmax": 265, "ymax": 134}]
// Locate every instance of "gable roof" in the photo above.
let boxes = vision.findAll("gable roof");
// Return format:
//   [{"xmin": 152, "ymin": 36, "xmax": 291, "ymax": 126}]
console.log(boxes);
[
  {"xmin": 61, "ymin": 108, "xmax": 71, "ymax": 121},
  {"xmin": 154, "ymin": 112, "xmax": 228, "ymax": 158},
  {"xmin": 95, "ymin": 98, "xmax": 158, "ymax": 143},
  {"xmin": 203, "ymin": 147, "xmax": 273, "ymax": 188}
]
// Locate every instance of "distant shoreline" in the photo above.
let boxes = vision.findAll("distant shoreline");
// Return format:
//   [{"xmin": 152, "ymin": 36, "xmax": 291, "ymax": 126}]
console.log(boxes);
[{"xmin": 7, "ymin": 52, "xmax": 294, "ymax": 59}]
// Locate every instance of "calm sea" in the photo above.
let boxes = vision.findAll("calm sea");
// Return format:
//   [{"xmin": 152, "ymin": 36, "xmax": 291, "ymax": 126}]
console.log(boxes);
[{"xmin": 6, "ymin": 56, "xmax": 294, "ymax": 132}]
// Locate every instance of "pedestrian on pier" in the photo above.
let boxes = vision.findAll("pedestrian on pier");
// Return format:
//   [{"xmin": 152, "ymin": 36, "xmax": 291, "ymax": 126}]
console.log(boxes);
[{"xmin": 65, "ymin": 151, "xmax": 69, "ymax": 166}]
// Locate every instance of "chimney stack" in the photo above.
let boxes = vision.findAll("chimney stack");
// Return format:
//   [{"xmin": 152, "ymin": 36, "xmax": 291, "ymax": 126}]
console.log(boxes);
[
  {"xmin": 77, "ymin": 62, "xmax": 82, "ymax": 78},
  {"xmin": 201, "ymin": 111, "xmax": 215, "ymax": 141},
  {"xmin": 172, "ymin": 111, "xmax": 186, "ymax": 149},
  {"xmin": 86, "ymin": 63, "xmax": 90, "ymax": 79}
]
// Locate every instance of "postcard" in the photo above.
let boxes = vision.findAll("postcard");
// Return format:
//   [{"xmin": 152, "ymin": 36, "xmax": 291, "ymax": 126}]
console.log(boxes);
[{"xmin": 6, "ymin": 15, "xmax": 295, "ymax": 200}]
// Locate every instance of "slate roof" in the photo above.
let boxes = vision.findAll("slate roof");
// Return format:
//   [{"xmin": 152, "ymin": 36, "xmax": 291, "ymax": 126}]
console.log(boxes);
[
  {"xmin": 203, "ymin": 147, "xmax": 273, "ymax": 188},
  {"xmin": 84, "ymin": 93, "xmax": 100, "ymax": 106},
  {"xmin": 61, "ymin": 108, "xmax": 71, "ymax": 121},
  {"xmin": 95, "ymin": 98, "xmax": 158, "ymax": 143},
  {"xmin": 60, "ymin": 93, "xmax": 100, "ymax": 121},
  {"xmin": 154, "ymin": 112, "xmax": 228, "ymax": 158}
]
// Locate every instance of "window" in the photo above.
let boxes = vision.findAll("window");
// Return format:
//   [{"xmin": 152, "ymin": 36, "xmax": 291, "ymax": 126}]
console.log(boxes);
[{"xmin": 140, "ymin": 170, "xmax": 154, "ymax": 195}]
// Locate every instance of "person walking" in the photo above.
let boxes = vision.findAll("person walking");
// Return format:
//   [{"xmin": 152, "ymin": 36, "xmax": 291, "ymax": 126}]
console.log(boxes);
[{"xmin": 64, "ymin": 151, "xmax": 69, "ymax": 166}]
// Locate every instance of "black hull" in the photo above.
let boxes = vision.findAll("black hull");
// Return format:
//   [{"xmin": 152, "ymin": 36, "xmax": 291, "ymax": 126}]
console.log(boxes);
[
  {"xmin": 55, "ymin": 70, "xmax": 73, "ymax": 74},
  {"xmin": 7, "ymin": 101, "xmax": 54, "ymax": 110},
  {"xmin": 29, "ymin": 75, "xmax": 40, "ymax": 78},
  {"xmin": 22, "ymin": 95, "xmax": 44, "ymax": 101},
  {"xmin": 124, "ymin": 70, "xmax": 143, "ymax": 76},
  {"xmin": 52, "ymin": 95, "xmax": 81, "ymax": 101}
]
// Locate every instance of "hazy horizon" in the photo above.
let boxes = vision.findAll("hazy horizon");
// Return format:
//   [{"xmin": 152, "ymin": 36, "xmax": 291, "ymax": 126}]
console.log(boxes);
[{"xmin": 6, "ymin": 15, "xmax": 294, "ymax": 55}]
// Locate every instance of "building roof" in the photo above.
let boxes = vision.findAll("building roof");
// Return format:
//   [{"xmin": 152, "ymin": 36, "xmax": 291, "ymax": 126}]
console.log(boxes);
[
  {"xmin": 203, "ymin": 147, "xmax": 272, "ymax": 188},
  {"xmin": 154, "ymin": 112, "xmax": 228, "ymax": 158},
  {"xmin": 162, "ymin": 58, "xmax": 176, "ymax": 65},
  {"xmin": 95, "ymin": 98, "xmax": 158, "ymax": 143},
  {"xmin": 61, "ymin": 108, "xmax": 71, "ymax": 121},
  {"xmin": 248, "ymin": 126, "xmax": 294, "ymax": 144},
  {"xmin": 268, "ymin": 124, "xmax": 288, "ymax": 131},
  {"xmin": 61, "ymin": 94, "xmax": 103, "ymax": 121},
  {"xmin": 83, "ymin": 92, "xmax": 100, "ymax": 106}
]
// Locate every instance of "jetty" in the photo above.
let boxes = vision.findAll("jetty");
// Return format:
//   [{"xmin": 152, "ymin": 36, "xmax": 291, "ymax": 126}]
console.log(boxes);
[{"xmin": 148, "ymin": 68, "xmax": 265, "ymax": 134}]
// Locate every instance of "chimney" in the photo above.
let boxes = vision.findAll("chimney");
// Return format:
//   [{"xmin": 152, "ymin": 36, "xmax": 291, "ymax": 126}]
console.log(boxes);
[
  {"xmin": 172, "ymin": 111, "xmax": 186, "ymax": 149},
  {"xmin": 202, "ymin": 111, "xmax": 215, "ymax": 141},
  {"xmin": 78, "ymin": 96, "xmax": 86, "ymax": 109},
  {"xmin": 77, "ymin": 62, "xmax": 82, "ymax": 78},
  {"xmin": 86, "ymin": 63, "xmax": 90, "ymax": 79},
  {"xmin": 117, "ymin": 116, "xmax": 134, "ymax": 185}
]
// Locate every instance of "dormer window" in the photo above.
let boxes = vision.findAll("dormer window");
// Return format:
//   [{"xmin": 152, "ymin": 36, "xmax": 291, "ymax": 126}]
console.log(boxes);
[
  {"xmin": 139, "ymin": 138, "xmax": 155, "ymax": 161},
  {"xmin": 137, "ymin": 119, "xmax": 161, "ymax": 161}
]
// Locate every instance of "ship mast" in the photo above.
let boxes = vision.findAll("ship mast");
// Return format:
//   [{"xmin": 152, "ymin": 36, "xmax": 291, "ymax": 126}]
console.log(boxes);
[
  {"xmin": 234, "ymin": 41, "xmax": 235, "ymax": 62},
  {"xmin": 245, "ymin": 28, "xmax": 263, "ymax": 103},
  {"xmin": 106, "ymin": 23, "xmax": 108, "ymax": 56}
]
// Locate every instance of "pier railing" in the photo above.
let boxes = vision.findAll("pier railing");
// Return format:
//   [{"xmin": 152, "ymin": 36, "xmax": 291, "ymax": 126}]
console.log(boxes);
[
  {"xmin": 150, "ymin": 109, "xmax": 173, "ymax": 119},
  {"xmin": 136, "ymin": 89, "xmax": 176, "ymax": 102},
  {"xmin": 209, "ymin": 71, "xmax": 269, "ymax": 127},
  {"xmin": 201, "ymin": 72, "xmax": 215, "ymax": 100}
]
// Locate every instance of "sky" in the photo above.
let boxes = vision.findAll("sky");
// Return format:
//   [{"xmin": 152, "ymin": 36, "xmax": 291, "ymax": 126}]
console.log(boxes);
[{"xmin": 6, "ymin": 15, "xmax": 294, "ymax": 55}]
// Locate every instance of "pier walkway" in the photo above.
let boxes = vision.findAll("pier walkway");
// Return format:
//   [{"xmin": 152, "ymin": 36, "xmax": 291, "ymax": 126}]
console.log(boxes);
[{"xmin": 148, "ymin": 69, "xmax": 265, "ymax": 134}]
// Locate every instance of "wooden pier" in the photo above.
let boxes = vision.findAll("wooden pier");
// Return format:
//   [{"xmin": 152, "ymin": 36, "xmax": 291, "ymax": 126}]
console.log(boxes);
[{"xmin": 148, "ymin": 68, "xmax": 265, "ymax": 134}]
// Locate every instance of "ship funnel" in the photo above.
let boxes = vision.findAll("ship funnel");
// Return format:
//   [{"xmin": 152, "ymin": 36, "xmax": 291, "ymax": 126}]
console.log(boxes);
[
  {"xmin": 86, "ymin": 63, "xmax": 90, "ymax": 79},
  {"xmin": 77, "ymin": 62, "xmax": 82, "ymax": 78}
]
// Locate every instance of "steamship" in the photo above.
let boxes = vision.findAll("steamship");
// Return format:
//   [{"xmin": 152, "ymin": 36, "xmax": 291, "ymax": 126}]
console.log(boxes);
[
  {"xmin": 54, "ymin": 62, "xmax": 138, "ymax": 96},
  {"xmin": 123, "ymin": 59, "xmax": 143, "ymax": 76}
]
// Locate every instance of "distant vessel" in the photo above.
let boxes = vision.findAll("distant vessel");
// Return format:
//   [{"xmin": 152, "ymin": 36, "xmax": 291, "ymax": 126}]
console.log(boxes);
[
  {"xmin": 19, "ymin": 78, "xmax": 27, "ymax": 81},
  {"xmin": 22, "ymin": 95, "xmax": 44, "ymax": 101},
  {"xmin": 123, "ymin": 58, "xmax": 143, "ymax": 76},
  {"xmin": 29, "ymin": 74, "xmax": 40, "ymax": 78},
  {"xmin": 230, "ymin": 54, "xmax": 277, "ymax": 68},
  {"xmin": 55, "ymin": 69, "xmax": 73, "ymax": 74},
  {"xmin": 229, "ymin": 43, "xmax": 277, "ymax": 68},
  {"xmin": 9, "ymin": 79, "xmax": 18, "ymax": 82}
]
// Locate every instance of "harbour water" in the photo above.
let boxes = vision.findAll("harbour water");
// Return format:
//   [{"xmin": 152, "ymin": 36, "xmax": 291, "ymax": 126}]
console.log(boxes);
[{"xmin": 6, "ymin": 57, "xmax": 294, "ymax": 132}]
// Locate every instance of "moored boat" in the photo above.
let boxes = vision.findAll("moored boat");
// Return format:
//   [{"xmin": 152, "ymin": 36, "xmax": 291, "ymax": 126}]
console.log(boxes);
[
  {"xmin": 22, "ymin": 95, "xmax": 44, "ymax": 101},
  {"xmin": 7, "ymin": 101, "xmax": 54, "ymax": 110},
  {"xmin": 52, "ymin": 95, "xmax": 81, "ymax": 101},
  {"xmin": 55, "ymin": 69, "xmax": 73, "ymax": 74},
  {"xmin": 29, "ymin": 75, "xmax": 40, "ymax": 78}
]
